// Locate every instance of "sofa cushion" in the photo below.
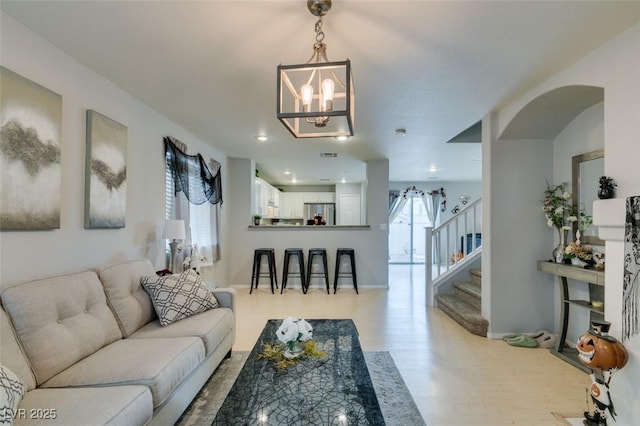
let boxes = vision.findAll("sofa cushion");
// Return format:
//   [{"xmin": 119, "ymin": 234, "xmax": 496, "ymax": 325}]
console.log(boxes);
[
  {"xmin": 0, "ymin": 308, "xmax": 36, "ymax": 391},
  {"xmin": 130, "ymin": 307, "xmax": 234, "ymax": 356},
  {"xmin": 1, "ymin": 364, "xmax": 26, "ymax": 423},
  {"xmin": 41, "ymin": 337, "xmax": 204, "ymax": 408},
  {"xmin": 16, "ymin": 386, "xmax": 152, "ymax": 426},
  {"xmin": 141, "ymin": 269, "xmax": 219, "ymax": 327},
  {"xmin": 1, "ymin": 271, "xmax": 122, "ymax": 385},
  {"xmin": 96, "ymin": 259, "xmax": 157, "ymax": 337}
]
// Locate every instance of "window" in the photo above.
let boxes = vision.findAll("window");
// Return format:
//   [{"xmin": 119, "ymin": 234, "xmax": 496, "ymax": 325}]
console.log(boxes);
[{"xmin": 164, "ymin": 137, "xmax": 221, "ymax": 270}]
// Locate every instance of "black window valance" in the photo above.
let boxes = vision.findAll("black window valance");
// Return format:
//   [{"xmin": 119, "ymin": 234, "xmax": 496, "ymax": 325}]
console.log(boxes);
[{"xmin": 164, "ymin": 136, "xmax": 222, "ymax": 205}]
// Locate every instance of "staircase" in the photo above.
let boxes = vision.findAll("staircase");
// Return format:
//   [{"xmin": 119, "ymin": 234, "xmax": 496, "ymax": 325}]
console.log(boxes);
[{"xmin": 435, "ymin": 268, "xmax": 488, "ymax": 337}]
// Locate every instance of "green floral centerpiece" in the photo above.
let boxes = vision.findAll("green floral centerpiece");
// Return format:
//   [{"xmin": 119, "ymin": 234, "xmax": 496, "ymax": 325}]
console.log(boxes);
[
  {"xmin": 258, "ymin": 317, "xmax": 328, "ymax": 370},
  {"xmin": 542, "ymin": 182, "xmax": 593, "ymax": 263},
  {"xmin": 543, "ymin": 183, "xmax": 576, "ymax": 262},
  {"xmin": 564, "ymin": 242, "xmax": 594, "ymax": 267}
]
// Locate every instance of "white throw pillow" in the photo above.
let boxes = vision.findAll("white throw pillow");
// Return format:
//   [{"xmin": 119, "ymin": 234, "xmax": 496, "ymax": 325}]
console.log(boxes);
[
  {"xmin": 141, "ymin": 269, "xmax": 219, "ymax": 326},
  {"xmin": 0, "ymin": 364, "xmax": 26, "ymax": 424}
]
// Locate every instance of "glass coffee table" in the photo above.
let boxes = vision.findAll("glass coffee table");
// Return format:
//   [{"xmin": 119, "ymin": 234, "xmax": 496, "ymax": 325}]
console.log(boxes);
[{"xmin": 213, "ymin": 319, "xmax": 385, "ymax": 425}]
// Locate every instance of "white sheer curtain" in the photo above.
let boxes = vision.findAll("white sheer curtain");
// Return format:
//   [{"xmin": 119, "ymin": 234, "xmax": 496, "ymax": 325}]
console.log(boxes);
[
  {"xmin": 388, "ymin": 195, "xmax": 409, "ymax": 224},
  {"xmin": 423, "ymin": 190, "xmax": 443, "ymax": 264},
  {"xmin": 421, "ymin": 192, "xmax": 442, "ymax": 228}
]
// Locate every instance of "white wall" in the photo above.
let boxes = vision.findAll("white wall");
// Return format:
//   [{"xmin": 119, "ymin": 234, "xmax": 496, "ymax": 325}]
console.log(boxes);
[
  {"xmin": 485, "ymin": 133, "xmax": 556, "ymax": 334},
  {"xmin": 0, "ymin": 13, "xmax": 228, "ymax": 285},
  {"xmin": 226, "ymin": 159, "xmax": 389, "ymax": 289},
  {"xmin": 490, "ymin": 24, "xmax": 640, "ymax": 424}
]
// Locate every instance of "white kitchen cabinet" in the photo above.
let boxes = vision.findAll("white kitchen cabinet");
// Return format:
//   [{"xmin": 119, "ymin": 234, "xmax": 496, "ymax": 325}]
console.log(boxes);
[
  {"xmin": 301, "ymin": 192, "xmax": 335, "ymax": 203},
  {"xmin": 281, "ymin": 193, "xmax": 304, "ymax": 218},
  {"xmin": 316, "ymin": 192, "xmax": 335, "ymax": 202},
  {"xmin": 254, "ymin": 178, "xmax": 281, "ymax": 218}
]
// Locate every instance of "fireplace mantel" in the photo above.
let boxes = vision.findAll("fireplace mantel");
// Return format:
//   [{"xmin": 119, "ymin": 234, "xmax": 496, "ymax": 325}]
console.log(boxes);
[{"xmin": 593, "ymin": 198, "xmax": 626, "ymax": 242}]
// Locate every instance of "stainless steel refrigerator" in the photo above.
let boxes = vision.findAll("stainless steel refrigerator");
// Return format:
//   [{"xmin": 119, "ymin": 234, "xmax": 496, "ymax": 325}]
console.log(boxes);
[{"xmin": 304, "ymin": 203, "xmax": 336, "ymax": 225}]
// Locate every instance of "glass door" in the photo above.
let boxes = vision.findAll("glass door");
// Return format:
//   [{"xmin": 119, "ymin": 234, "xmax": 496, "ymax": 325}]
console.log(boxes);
[{"xmin": 389, "ymin": 197, "xmax": 428, "ymax": 264}]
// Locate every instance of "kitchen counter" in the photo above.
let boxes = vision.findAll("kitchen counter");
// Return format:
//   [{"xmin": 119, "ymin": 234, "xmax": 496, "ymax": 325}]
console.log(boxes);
[{"xmin": 248, "ymin": 225, "xmax": 370, "ymax": 230}]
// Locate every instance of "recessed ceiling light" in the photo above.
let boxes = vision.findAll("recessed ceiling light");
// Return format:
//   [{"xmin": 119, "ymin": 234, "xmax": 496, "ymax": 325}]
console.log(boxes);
[
  {"xmin": 284, "ymin": 170, "xmax": 291, "ymax": 175},
  {"xmin": 428, "ymin": 166, "xmax": 439, "ymax": 172},
  {"xmin": 255, "ymin": 135, "xmax": 268, "ymax": 142},
  {"xmin": 395, "ymin": 128, "xmax": 406, "ymax": 136},
  {"xmin": 341, "ymin": 178, "xmax": 346, "ymax": 183},
  {"xmin": 335, "ymin": 136, "xmax": 349, "ymax": 142}
]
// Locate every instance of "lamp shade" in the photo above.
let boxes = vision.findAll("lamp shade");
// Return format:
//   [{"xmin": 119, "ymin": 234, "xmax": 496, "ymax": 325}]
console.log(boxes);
[{"xmin": 162, "ymin": 219, "xmax": 186, "ymax": 240}]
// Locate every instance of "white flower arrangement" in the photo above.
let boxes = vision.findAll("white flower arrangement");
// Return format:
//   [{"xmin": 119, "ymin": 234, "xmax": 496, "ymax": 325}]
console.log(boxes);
[
  {"xmin": 542, "ymin": 183, "xmax": 576, "ymax": 230},
  {"xmin": 276, "ymin": 317, "xmax": 313, "ymax": 351}
]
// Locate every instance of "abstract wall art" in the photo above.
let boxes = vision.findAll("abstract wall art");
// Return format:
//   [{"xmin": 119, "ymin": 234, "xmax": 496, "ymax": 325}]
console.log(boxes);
[
  {"xmin": 84, "ymin": 110, "xmax": 127, "ymax": 229},
  {"xmin": 0, "ymin": 66, "xmax": 62, "ymax": 231}
]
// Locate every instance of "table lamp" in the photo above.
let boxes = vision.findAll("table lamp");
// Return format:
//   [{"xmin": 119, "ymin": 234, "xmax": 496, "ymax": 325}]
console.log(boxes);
[{"xmin": 162, "ymin": 219, "xmax": 186, "ymax": 273}]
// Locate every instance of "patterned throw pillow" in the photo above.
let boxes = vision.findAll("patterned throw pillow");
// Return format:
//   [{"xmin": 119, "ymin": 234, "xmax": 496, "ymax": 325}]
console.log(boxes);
[
  {"xmin": 141, "ymin": 269, "xmax": 219, "ymax": 326},
  {"xmin": 1, "ymin": 364, "xmax": 26, "ymax": 424}
]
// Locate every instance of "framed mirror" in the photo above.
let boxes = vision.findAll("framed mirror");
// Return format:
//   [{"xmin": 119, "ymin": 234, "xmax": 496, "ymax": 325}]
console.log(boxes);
[{"xmin": 572, "ymin": 149, "xmax": 604, "ymax": 245}]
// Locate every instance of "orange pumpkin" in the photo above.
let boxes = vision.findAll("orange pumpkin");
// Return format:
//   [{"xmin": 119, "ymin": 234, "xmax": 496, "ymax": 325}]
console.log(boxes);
[{"xmin": 576, "ymin": 329, "xmax": 628, "ymax": 371}]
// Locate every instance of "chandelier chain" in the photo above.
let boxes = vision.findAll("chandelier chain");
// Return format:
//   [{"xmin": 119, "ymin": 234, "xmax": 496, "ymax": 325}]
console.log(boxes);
[{"xmin": 314, "ymin": 17, "xmax": 325, "ymax": 43}]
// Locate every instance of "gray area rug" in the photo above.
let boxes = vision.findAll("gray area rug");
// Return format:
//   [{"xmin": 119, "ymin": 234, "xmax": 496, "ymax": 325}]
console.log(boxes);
[{"xmin": 176, "ymin": 351, "xmax": 425, "ymax": 426}]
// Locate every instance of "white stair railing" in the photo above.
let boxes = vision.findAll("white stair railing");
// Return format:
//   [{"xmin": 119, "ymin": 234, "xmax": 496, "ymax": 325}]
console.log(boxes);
[{"xmin": 426, "ymin": 197, "xmax": 482, "ymax": 306}]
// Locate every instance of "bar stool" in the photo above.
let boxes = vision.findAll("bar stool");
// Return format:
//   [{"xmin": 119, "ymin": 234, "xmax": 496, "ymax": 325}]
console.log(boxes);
[
  {"xmin": 250, "ymin": 248, "xmax": 277, "ymax": 294},
  {"xmin": 334, "ymin": 248, "xmax": 358, "ymax": 294},
  {"xmin": 306, "ymin": 248, "xmax": 330, "ymax": 294},
  {"xmin": 281, "ymin": 248, "xmax": 306, "ymax": 294}
]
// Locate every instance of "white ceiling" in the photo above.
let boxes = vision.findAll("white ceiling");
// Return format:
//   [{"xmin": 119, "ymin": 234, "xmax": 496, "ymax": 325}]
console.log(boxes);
[{"xmin": 2, "ymin": 1, "xmax": 638, "ymax": 185}]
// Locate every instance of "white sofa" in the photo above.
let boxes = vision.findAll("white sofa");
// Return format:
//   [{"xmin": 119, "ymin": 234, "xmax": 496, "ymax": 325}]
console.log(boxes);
[{"xmin": 0, "ymin": 259, "xmax": 235, "ymax": 425}]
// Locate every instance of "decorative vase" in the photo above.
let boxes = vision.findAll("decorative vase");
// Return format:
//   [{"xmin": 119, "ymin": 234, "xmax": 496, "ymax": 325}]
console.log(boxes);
[
  {"xmin": 571, "ymin": 257, "xmax": 588, "ymax": 267},
  {"xmin": 597, "ymin": 186, "xmax": 614, "ymax": 200},
  {"xmin": 552, "ymin": 229, "xmax": 568, "ymax": 263},
  {"xmin": 283, "ymin": 341, "xmax": 305, "ymax": 359}
]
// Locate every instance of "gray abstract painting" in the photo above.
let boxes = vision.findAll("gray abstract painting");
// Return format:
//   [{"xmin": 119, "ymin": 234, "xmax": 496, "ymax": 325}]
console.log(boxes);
[
  {"xmin": 0, "ymin": 66, "xmax": 62, "ymax": 231},
  {"xmin": 85, "ymin": 110, "xmax": 127, "ymax": 229}
]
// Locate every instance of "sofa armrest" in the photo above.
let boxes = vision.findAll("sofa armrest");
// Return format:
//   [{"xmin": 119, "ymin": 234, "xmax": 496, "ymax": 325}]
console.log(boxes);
[{"xmin": 212, "ymin": 288, "xmax": 236, "ymax": 312}]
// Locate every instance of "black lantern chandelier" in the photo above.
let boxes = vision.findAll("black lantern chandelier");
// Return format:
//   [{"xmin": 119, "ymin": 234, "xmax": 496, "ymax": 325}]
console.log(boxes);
[{"xmin": 277, "ymin": 0, "xmax": 354, "ymax": 138}]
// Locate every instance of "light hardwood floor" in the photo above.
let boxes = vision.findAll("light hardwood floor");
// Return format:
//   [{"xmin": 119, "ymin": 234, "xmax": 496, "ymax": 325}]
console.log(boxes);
[{"xmin": 232, "ymin": 264, "xmax": 590, "ymax": 425}]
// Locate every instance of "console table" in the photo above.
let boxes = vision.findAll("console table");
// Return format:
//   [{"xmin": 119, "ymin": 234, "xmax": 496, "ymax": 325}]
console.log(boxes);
[{"xmin": 537, "ymin": 260, "xmax": 605, "ymax": 372}]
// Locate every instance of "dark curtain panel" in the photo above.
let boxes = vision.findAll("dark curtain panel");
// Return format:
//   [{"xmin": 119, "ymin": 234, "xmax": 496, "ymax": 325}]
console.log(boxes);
[{"xmin": 164, "ymin": 136, "xmax": 222, "ymax": 205}]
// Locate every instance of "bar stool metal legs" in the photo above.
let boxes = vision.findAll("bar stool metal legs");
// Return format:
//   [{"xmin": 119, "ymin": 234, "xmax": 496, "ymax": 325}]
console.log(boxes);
[
  {"xmin": 250, "ymin": 248, "xmax": 277, "ymax": 294},
  {"xmin": 306, "ymin": 248, "xmax": 330, "ymax": 294},
  {"xmin": 334, "ymin": 248, "xmax": 358, "ymax": 294},
  {"xmin": 281, "ymin": 248, "xmax": 306, "ymax": 294}
]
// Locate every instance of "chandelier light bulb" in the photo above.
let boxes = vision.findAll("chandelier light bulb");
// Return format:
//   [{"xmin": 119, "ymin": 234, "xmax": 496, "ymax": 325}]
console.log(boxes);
[
  {"xmin": 301, "ymin": 84, "xmax": 314, "ymax": 111},
  {"xmin": 321, "ymin": 78, "xmax": 334, "ymax": 111}
]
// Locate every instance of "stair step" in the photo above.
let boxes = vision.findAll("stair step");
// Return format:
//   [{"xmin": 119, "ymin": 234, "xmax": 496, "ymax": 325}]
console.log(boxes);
[
  {"xmin": 453, "ymin": 281, "xmax": 481, "ymax": 310},
  {"xmin": 470, "ymin": 268, "xmax": 482, "ymax": 286},
  {"xmin": 435, "ymin": 294, "xmax": 488, "ymax": 337}
]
